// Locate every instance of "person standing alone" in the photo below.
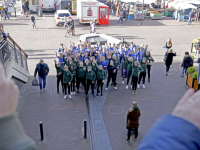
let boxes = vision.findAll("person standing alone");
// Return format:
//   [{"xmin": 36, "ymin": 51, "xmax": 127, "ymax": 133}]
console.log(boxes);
[
  {"xmin": 31, "ymin": 15, "xmax": 36, "ymax": 29},
  {"xmin": 34, "ymin": 59, "xmax": 49, "ymax": 93},
  {"xmin": 188, "ymin": 9, "xmax": 194, "ymax": 25}
]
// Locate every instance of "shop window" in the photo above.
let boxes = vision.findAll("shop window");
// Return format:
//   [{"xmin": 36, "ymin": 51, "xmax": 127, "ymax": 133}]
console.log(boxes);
[{"xmin": 32, "ymin": 0, "xmax": 39, "ymax": 5}]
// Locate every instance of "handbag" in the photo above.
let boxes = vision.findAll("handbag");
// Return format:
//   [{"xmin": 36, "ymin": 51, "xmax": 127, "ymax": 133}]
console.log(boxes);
[{"xmin": 32, "ymin": 78, "xmax": 39, "ymax": 86}]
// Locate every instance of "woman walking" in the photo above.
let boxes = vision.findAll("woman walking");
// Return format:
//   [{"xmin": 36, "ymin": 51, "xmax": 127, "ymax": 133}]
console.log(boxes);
[
  {"xmin": 60, "ymin": 66, "xmax": 73, "ymax": 99},
  {"xmin": 165, "ymin": 49, "xmax": 176, "ymax": 76},
  {"xmin": 164, "ymin": 38, "xmax": 172, "ymax": 58},
  {"xmin": 126, "ymin": 101, "xmax": 141, "ymax": 144},
  {"xmin": 131, "ymin": 61, "xmax": 142, "ymax": 95},
  {"xmin": 181, "ymin": 52, "xmax": 193, "ymax": 77},
  {"xmin": 145, "ymin": 50, "xmax": 154, "ymax": 83},
  {"xmin": 54, "ymin": 60, "xmax": 64, "ymax": 93},
  {"xmin": 138, "ymin": 58, "xmax": 147, "ymax": 89},
  {"xmin": 96, "ymin": 65, "xmax": 106, "ymax": 97},
  {"xmin": 105, "ymin": 60, "xmax": 117, "ymax": 91}
]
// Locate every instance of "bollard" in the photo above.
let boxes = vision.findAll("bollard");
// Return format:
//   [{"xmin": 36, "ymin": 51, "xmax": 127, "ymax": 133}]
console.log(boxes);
[
  {"xmin": 14, "ymin": 8, "xmax": 16, "ymax": 17},
  {"xmin": 84, "ymin": 119, "xmax": 87, "ymax": 139},
  {"xmin": 39, "ymin": 122, "xmax": 44, "ymax": 141}
]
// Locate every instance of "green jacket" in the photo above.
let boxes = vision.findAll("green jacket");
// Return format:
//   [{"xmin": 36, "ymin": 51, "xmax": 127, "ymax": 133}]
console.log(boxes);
[
  {"xmin": 77, "ymin": 65, "xmax": 86, "ymax": 78},
  {"xmin": 140, "ymin": 60, "xmax": 147, "ymax": 73},
  {"xmin": 34, "ymin": 63, "xmax": 49, "ymax": 77},
  {"xmin": 55, "ymin": 64, "xmax": 62, "ymax": 78},
  {"xmin": 70, "ymin": 69, "xmax": 76, "ymax": 78},
  {"xmin": 63, "ymin": 55, "xmax": 71, "ymax": 68},
  {"xmin": 122, "ymin": 54, "xmax": 128, "ymax": 69},
  {"xmin": 61, "ymin": 68, "xmax": 73, "ymax": 83},
  {"xmin": 132, "ymin": 63, "xmax": 143, "ymax": 77},
  {"xmin": 126, "ymin": 58, "xmax": 132, "ymax": 71},
  {"xmin": 97, "ymin": 69, "xmax": 106, "ymax": 80},
  {"xmin": 86, "ymin": 71, "xmax": 96, "ymax": 82}
]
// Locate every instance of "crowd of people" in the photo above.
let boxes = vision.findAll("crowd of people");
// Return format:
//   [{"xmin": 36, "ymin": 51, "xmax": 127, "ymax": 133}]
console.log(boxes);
[{"xmin": 43, "ymin": 40, "xmax": 154, "ymax": 99}]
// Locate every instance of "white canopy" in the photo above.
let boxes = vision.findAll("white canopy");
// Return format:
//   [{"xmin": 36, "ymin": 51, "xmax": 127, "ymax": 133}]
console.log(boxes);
[
  {"xmin": 120, "ymin": 0, "xmax": 156, "ymax": 4},
  {"xmin": 174, "ymin": 1, "xmax": 197, "ymax": 9},
  {"xmin": 189, "ymin": 0, "xmax": 200, "ymax": 5}
]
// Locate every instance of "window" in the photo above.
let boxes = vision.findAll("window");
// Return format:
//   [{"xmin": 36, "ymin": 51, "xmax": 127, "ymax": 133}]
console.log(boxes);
[
  {"xmin": 32, "ymin": 0, "xmax": 39, "ymax": 5},
  {"xmin": 58, "ymin": 13, "xmax": 70, "ymax": 17}
]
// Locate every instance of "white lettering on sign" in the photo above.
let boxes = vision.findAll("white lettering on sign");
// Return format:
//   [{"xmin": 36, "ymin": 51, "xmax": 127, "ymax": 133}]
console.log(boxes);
[{"xmin": 82, "ymin": 3, "xmax": 98, "ymax": 6}]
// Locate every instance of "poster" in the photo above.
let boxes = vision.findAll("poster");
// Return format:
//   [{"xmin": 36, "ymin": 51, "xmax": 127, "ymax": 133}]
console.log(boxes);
[{"xmin": 82, "ymin": 6, "xmax": 98, "ymax": 18}]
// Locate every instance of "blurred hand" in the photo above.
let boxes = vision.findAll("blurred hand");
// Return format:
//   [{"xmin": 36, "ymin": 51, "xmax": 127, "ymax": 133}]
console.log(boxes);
[
  {"xmin": 0, "ymin": 63, "xmax": 19, "ymax": 118},
  {"xmin": 69, "ymin": 82, "xmax": 71, "ymax": 85},
  {"xmin": 172, "ymin": 89, "xmax": 200, "ymax": 130}
]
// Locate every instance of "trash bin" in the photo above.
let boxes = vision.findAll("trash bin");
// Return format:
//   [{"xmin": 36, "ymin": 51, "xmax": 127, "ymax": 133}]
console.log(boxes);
[{"xmin": 38, "ymin": 8, "xmax": 43, "ymax": 17}]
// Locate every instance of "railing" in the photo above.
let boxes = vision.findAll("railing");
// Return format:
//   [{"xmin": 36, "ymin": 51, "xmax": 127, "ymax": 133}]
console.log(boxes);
[{"xmin": 0, "ymin": 33, "xmax": 28, "ymax": 70}]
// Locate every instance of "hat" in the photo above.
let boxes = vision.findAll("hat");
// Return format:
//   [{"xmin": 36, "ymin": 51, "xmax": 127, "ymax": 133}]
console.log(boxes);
[{"xmin": 185, "ymin": 52, "xmax": 189, "ymax": 55}]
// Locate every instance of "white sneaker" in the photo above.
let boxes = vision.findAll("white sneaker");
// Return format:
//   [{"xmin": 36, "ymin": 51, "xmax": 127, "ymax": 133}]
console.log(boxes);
[
  {"xmin": 126, "ymin": 85, "xmax": 128, "ymax": 89},
  {"xmin": 114, "ymin": 87, "xmax": 117, "ymax": 90},
  {"xmin": 131, "ymin": 86, "xmax": 132, "ymax": 89},
  {"xmin": 68, "ymin": 95, "xmax": 72, "ymax": 99},
  {"xmin": 71, "ymin": 92, "xmax": 73, "ymax": 96},
  {"xmin": 137, "ymin": 84, "xmax": 140, "ymax": 89},
  {"xmin": 122, "ymin": 81, "xmax": 124, "ymax": 84},
  {"xmin": 142, "ymin": 84, "xmax": 145, "ymax": 89},
  {"xmin": 64, "ymin": 95, "xmax": 67, "ymax": 99},
  {"xmin": 135, "ymin": 91, "xmax": 137, "ymax": 95},
  {"xmin": 73, "ymin": 92, "xmax": 76, "ymax": 95}
]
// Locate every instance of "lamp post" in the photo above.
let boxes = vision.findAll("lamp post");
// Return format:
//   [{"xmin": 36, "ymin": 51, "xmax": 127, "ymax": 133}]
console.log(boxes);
[{"xmin": 141, "ymin": 0, "xmax": 144, "ymax": 25}]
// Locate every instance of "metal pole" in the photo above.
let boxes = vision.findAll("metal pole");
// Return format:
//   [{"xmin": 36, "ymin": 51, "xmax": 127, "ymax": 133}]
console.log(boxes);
[
  {"xmin": 141, "ymin": 0, "xmax": 144, "ymax": 25},
  {"xmin": 39, "ymin": 122, "xmax": 44, "ymax": 141},
  {"xmin": 84, "ymin": 119, "xmax": 87, "ymax": 139},
  {"xmin": 15, "ymin": 8, "xmax": 16, "ymax": 17},
  {"xmin": 164, "ymin": 0, "xmax": 165, "ymax": 16}
]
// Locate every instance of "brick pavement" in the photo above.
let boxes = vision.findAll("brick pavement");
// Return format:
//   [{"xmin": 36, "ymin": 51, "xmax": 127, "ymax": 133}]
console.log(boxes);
[{"xmin": 2, "ymin": 4, "xmax": 200, "ymax": 149}]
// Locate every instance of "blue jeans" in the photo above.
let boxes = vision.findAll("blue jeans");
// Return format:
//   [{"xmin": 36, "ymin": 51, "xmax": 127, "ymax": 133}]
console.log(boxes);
[
  {"xmin": 182, "ymin": 67, "xmax": 187, "ymax": 76},
  {"xmin": 188, "ymin": 17, "xmax": 192, "ymax": 24},
  {"xmin": 5, "ymin": 12, "xmax": 9, "ymax": 20},
  {"xmin": 112, "ymin": 10, "xmax": 115, "ymax": 16},
  {"xmin": 39, "ymin": 76, "xmax": 46, "ymax": 90}
]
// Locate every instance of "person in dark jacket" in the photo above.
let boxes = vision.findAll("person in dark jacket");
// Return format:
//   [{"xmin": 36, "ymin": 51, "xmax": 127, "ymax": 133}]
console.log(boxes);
[
  {"xmin": 181, "ymin": 52, "xmax": 193, "ymax": 77},
  {"xmin": 138, "ymin": 89, "xmax": 200, "ymax": 150},
  {"xmin": 24, "ymin": 0, "xmax": 29, "ymax": 12},
  {"xmin": 126, "ymin": 101, "xmax": 141, "ymax": 144},
  {"xmin": 188, "ymin": 9, "xmax": 195, "ymax": 25},
  {"xmin": 165, "ymin": 49, "xmax": 176, "ymax": 76},
  {"xmin": 31, "ymin": 15, "xmax": 36, "ymax": 29},
  {"xmin": 0, "ymin": 63, "xmax": 36, "ymax": 150},
  {"xmin": 96, "ymin": 65, "xmax": 106, "ymax": 97},
  {"xmin": 86, "ymin": 66, "xmax": 96, "ymax": 98},
  {"xmin": 3, "ymin": 7, "xmax": 9, "ymax": 20},
  {"xmin": 105, "ymin": 60, "xmax": 117, "ymax": 91},
  {"xmin": 34, "ymin": 59, "xmax": 49, "ymax": 93},
  {"xmin": 111, "ymin": 2, "xmax": 116, "ymax": 16},
  {"xmin": 54, "ymin": 60, "xmax": 64, "ymax": 93},
  {"xmin": 22, "ymin": 3, "xmax": 26, "ymax": 15}
]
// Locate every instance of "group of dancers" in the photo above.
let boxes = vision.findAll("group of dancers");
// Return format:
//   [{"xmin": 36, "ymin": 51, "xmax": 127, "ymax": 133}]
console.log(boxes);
[{"xmin": 54, "ymin": 40, "xmax": 154, "ymax": 99}]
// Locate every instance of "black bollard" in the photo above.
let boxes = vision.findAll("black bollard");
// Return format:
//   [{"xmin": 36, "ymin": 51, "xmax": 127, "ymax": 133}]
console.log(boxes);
[
  {"xmin": 39, "ymin": 122, "xmax": 44, "ymax": 141},
  {"xmin": 14, "ymin": 8, "xmax": 16, "ymax": 17},
  {"xmin": 84, "ymin": 119, "xmax": 87, "ymax": 139}
]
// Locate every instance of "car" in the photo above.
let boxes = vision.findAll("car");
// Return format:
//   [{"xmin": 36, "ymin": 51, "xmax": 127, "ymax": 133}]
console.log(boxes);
[
  {"xmin": 55, "ymin": 10, "xmax": 71, "ymax": 26},
  {"xmin": 80, "ymin": 33, "xmax": 121, "ymax": 47},
  {"xmin": 41, "ymin": 0, "xmax": 55, "ymax": 12}
]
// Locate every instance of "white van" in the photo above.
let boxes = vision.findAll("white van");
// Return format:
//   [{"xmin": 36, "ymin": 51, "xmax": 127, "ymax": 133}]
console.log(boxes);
[{"xmin": 41, "ymin": 0, "xmax": 55, "ymax": 12}]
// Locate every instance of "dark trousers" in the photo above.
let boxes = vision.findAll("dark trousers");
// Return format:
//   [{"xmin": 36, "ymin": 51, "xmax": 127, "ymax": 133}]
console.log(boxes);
[
  {"xmin": 132, "ymin": 76, "xmax": 138, "ymax": 91},
  {"xmin": 86, "ymin": 80, "xmax": 94, "ymax": 95},
  {"xmin": 147, "ymin": 65, "xmax": 151, "ymax": 81},
  {"xmin": 63, "ymin": 83, "xmax": 70, "ymax": 95},
  {"xmin": 77, "ymin": 77, "xmax": 86, "ymax": 93},
  {"xmin": 138, "ymin": 73, "xmax": 146, "ymax": 84},
  {"xmin": 166, "ymin": 64, "xmax": 170, "ymax": 72},
  {"xmin": 127, "ymin": 71, "xmax": 132, "ymax": 85},
  {"xmin": 97, "ymin": 80, "xmax": 103, "ymax": 94},
  {"xmin": 57, "ymin": 74, "xmax": 64, "ymax": 93},
  {"xmin": 71, "ymin": 78, "xmax": 75, "ymax": 92},
  {"xmin": 127, "ymin": 127, "xmax": 138, "ymax": 140},
  {"xmin": 107, "ymin": 74, "xmax": 116, "ymax": 87}
]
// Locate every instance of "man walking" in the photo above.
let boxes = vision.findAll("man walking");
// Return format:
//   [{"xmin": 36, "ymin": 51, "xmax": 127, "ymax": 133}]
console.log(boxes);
[
  {"xmin": 111, "ymin": 2, "xmax": 116, "ymax": 16},
  {"xmin": 34, "ymin": 59, "xmax": 49, "ymax": 93},
  {"xmin": 3, "ymin": 7, "xmax": 9, "ymax": 20},
  {"xmin": 188, "ymin": 9, "xmax": 194, "ymax": 25},
  {"xmin": 31, "ymin": 14, "xmax": 36, "ymax": 29},
  {"xmin": 24, "ymin": 0, "xmax": 29, "ymax": 17}
]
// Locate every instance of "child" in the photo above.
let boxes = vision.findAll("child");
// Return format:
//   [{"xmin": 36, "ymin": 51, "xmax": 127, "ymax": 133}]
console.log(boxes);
[
  {"xmin": 118, "ymin": 12, "xmax": 123, "ymax": 24},
  {"xmin": 60, "ymin": 66, "xmax": 73, "ymax": 99},
  {"xmin": 54, "ymin": 60, "xmax": 64, "ymax": 93},
  {"xmin": 77, "ymin": 61, "xmax": 86, "ymax": 94},
  {"xmin": 105, "ymin": 60, "xmax": 117, "ymax": 90},
  {"xmin": 138, "ymin": 58, "xmax": 147, "ymax": 89},
  {"xmin": 126, "ymin": 57, "xmax": 133, "ymax": 89},
  {"xmin": 70, "ymin": 65, "xmax": 76, "ymax": 95},
  {"xmin": 122, "ymin": 53, "xmax": 128, "ymax": 84},
  {"xmin": 131, "ymin": 61, "xmax": 142, "ymax": 95},
  {"xmin": 86, "ymin": 66, "xmax": 96, "ymax": 98},
  {"xmin": 96, "ymin": 65, "xmax": 106, "ymax": 97}
]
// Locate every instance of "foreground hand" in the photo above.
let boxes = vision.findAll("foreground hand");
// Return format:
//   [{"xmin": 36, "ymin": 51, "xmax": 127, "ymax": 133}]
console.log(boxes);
[
  {"xmin": 69, "ymin": 82, "xmax": 71, "ymax": 85},
  {"xmin": 0, "ymin": 63, "xmax": 19, "ymax": 118},
  {"xmin": 172, "ymin": 89, "xmax": 200, "ymax": 130}
]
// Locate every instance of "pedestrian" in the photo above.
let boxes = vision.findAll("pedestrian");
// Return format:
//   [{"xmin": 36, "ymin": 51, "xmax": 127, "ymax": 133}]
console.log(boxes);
[
  {"xmin": 164, "ymin": 38, "xmax": 172, "ymax": 58},
  {"xmin": 34, "ymin": 59, "xmax": 49, "ymax": 93},
  {"xmin": 70, "ymin": 65, "xmax": 76, "ymax": 95},
  {"xmin": 138, "ymin": 58, "xmax": 147, "ymax": 89},
  {"xmin": 126, "ymin": 56, "xmax": 133, "ymax": 89},
  {"xmin": 118, "ymin": 12, "xmax": 123, "ymax": 24},
  {"xmin": 77, "ymin": 61, "xmax": 86, "ymax": 94},
  {"xmin": 116, "ymin": 6, "xmax": 120, "ymax": 17},
  {"xmin": 63, "ymin": 16, "xmax": 67, "ymax": 28},
  {"xmin": 105, "ymin": 60, "xmax": 117, "ymax": 91},
  {"xmin": 188, "ymin": 9, "xmax": 194, "ymax": 25},
  {"xmin": 3, "ymin": 7, "xmax": 9, "ymax": 20},
  {"xmin": 122, "ymin": 52, "xmax": 128, "ymax": 84},
  {"xmin": 54, "ymin": 60, "xmax": 64, "ymax": 93},
  {"xmin": 126, "ymin": 101, "xmax": 141, "ymax": 144},
  {"xmin": 132, "ymin": 61, "xmax": 142, "ymax": 95},
  {"xmin": 31, "ymin": 14, "xmax": 36, "ymax": 29},
  {"xmin": 111, "ymin": 2, "xmax": 116, "ymax": 16},
  {"xmin": 181, "ymin": 52, "xmax": 193, "ymax": 77},
  {"xmin": 24, "ymin": 0, "xmax": 29, "ymax": 16},
  {"xmin": 144, "ymin": 50, "xmax": 154, "ymax": 82},
  {"xmin": 194, "ymin": 8, "xmax": 199, "ymax": 23},
  {"xmin": 86, "ymin": 66, "xmax": 96, "ymax": 98},
  {"xmin": 194, "ymin": 39, "xmax": 200, "ymax": 59},
  {"xmin": 71, "ymin": 18, "xmax": 75, "ymax": 36},
  {"xmin": 22, "ymin": 3, "xmax": 26, "ymax": 15},
  {"xmin": 96, "ymin": 65, "xmax": 106, "ymax": 97},
  {"xmin": 123, "ymin": 9, "xmax": 127, "ymax": 22},
  {"xmin": 165, "ymin": 48, "xmax": 176, "ymax": 76},
  {"xmin": 60, "ymin": 65, "xmax": 73, "ymax": 99}
]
